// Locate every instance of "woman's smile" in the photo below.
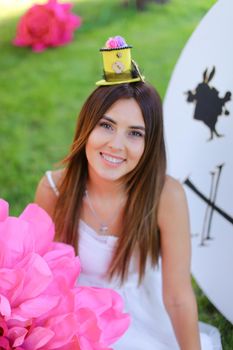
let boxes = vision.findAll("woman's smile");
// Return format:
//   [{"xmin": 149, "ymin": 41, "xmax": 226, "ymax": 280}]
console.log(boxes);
[{"xmin": 100, "ymin": 151, "xmax": 126, "ymax": 167}]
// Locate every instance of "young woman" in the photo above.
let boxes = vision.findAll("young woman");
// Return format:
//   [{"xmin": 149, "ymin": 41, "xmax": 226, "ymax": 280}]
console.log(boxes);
[{"xmin": 35, "ymin": 37, "xmax": 222, "ymax": 350}]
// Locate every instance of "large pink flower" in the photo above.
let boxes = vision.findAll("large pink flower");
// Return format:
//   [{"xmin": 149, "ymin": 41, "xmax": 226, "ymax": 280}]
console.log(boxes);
[
  {"xmin": 0, "ymin": 199, "xmax": 130, "ymax": 349},
  {"xmin": 13, "ymin": 0, "xmax": 82, "ymax": 52}
]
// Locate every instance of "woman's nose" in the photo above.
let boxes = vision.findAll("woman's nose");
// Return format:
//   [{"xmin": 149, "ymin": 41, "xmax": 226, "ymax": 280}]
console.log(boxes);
[{"xmin": 107, "ymin": 132, "xmax": 124, "ymax": 151}]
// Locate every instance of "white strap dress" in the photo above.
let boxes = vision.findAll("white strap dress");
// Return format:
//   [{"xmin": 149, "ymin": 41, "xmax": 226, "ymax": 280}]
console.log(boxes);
[{"xmin": 45, "ymin": 171, "xmax": 222, "ymax": 350}]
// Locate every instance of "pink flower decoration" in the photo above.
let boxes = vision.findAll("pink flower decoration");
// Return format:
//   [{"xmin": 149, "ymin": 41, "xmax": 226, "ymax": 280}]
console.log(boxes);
[
  {"xmin": 105, "ymin": 35, "xmax": 127, "ymax": 49},
  {"xmin": 0, "ymin": 199, "xmax": 130, "ymax": 349},
  {"xmin": 13, "ymin": 0, "xmax": 82, "ymax": 52}
]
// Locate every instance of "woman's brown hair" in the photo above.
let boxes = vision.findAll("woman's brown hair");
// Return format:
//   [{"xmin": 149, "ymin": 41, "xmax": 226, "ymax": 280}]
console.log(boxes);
[{"xmin": 54, "ymin": 82, "xmax": 166, "ymax": 284}]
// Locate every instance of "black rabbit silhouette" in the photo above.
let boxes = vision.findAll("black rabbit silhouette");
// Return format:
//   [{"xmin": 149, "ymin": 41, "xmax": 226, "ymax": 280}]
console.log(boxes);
[{"xmin": 186, "ymin": 67, "xmax": 231, "ymax": 141}]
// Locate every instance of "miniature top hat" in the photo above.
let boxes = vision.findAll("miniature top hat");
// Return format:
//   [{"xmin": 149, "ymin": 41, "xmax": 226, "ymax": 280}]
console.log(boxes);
[{"xmin": 96, "ymin": 36, "xmax": 145, "ymax": 86}]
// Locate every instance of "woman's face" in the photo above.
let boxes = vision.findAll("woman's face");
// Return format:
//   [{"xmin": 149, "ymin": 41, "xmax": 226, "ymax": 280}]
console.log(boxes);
[{"xmin": 85, "ymin": 98, "xmax": 145, "ymax": 182}]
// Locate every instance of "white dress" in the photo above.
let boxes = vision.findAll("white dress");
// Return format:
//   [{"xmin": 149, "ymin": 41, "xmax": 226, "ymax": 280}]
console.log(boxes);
[
  {"xmin": 78, "ymin": 220, "xmax": 222, "ymax": 350},
  {"xmin": 45, "ymin": 171, "xmax": 222, "ymax": 350}
]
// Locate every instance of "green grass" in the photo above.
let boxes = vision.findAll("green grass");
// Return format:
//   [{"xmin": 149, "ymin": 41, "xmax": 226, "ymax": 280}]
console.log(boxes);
[{"xmin": 0, "ymin": 0, "xmax": 232, "ymax": 347}]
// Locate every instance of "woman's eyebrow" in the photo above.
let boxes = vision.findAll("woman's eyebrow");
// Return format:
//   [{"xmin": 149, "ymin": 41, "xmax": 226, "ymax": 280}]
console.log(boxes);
[
  {"xmin": 102, "ymin": 115, "xmax": 145, "ymax": 131},
  {"xmin": 102, "ymin": 115, "xmax": 117, "ymax": 124},
  {"xmin": 129, "ymin": 125, "xmax": 145, "ymax": 131}
]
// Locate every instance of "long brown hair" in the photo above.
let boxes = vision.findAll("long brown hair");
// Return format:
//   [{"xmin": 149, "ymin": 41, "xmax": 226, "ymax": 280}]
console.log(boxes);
[{"xmin": 54, "ymin": 82, "xmax": 166, "ymax": 284}]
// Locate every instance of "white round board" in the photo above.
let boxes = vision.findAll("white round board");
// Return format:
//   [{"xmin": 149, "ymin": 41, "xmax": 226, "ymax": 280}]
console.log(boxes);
[{"xmin": 163, "ymin": 0, "xmax": 233, "ymax": 323}]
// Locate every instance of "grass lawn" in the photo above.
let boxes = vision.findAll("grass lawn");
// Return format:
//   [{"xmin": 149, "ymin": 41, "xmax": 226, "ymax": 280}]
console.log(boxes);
[{"xmin": 0, "ymin": 0, "xmax": 232, "ymax": 347}]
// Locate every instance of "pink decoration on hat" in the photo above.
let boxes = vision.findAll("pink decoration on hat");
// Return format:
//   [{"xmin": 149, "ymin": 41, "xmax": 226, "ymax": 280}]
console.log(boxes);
[
  {"xmin": 105, "ymin": 35, "xmax": 127, "ymax": 49},
  {"xmin": 13, "ymin": 0, "xmax": 82, "ymax": 52},
  {"xmin": 0, "ymin": 199, "xmax": 130, "ymax": 349}
]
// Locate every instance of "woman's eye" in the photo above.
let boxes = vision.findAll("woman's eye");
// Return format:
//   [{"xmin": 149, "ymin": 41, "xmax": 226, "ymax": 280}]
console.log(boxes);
[
  {"xmin": 129, "ymin": 130, "xmax": 144, "ymax": 138},
  {"xmin": 99, "ymin": 122, "xmax": 113, "ymax": 130}
]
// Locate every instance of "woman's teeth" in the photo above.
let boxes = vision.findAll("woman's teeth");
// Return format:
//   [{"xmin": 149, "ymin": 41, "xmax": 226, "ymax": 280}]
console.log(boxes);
[{"xmin": 101, "ymin": 153, "xmax": 124, "ymax": 164}]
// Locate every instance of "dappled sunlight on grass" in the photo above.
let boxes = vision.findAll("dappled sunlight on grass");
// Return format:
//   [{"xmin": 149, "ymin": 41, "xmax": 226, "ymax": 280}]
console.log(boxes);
[
  {"xmin": 0, "ymin": 0, "xmax": 45, "ymax": 20},
  {"xmin": 0, "ymin": 0, "xmax": 87, "ymax": 20}
]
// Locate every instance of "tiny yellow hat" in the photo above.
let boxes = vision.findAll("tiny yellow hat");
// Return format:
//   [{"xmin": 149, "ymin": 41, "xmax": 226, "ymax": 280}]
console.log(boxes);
[{"xmin": 96, "ymin": 36, "xmax": 145, "ymax": 86}]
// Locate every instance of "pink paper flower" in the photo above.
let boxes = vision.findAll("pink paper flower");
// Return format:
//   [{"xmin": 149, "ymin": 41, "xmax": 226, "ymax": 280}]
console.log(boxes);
[
  {"xmin": 13, "ymin": 0, "xmax": 82, "ymax": 52},
  {"xmin": 0, "ymin": 199, "xmax": 130, "ymax": 349}
]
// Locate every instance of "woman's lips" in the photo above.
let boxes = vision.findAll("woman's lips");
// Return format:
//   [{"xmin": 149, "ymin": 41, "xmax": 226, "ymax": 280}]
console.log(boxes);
[{"xmin": 100, "ymin": 152, "xmax": 126, "ymax": 166}]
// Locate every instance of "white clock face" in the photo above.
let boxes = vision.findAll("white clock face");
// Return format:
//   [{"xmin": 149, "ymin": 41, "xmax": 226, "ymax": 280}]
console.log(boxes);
[
  {"xmin": 112, "ymin": 61, "xmax": 124, "ymax": 74},
  {"xmin": 164, "ymin": 0, "xmax": 233, "ymax": 324}
]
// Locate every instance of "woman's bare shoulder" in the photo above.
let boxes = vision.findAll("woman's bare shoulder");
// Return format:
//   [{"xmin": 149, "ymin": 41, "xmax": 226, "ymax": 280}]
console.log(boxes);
[
  {"xmin": 36, "ymin": 169, "xmax": 65, "ymax": 193},
  {"xmin": 158, "ymin": 175, "xmax": 187, "ymax": 225},
  {"xmin": 34, "ymin": 168, "xmax": 65, "ymax": 217},
  {"xmin": 162, "ymin": 175, "xmax": 185, "ymax": 199},
  {"xmin": 50, "ymin": 168, "xmax": 65, "ymax": 187}
]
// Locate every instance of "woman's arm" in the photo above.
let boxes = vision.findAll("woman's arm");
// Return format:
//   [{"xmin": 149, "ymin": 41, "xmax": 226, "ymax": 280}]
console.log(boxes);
[{"xmin": 158, "ymin": 176, "xmax": 201, "ymax": 350}]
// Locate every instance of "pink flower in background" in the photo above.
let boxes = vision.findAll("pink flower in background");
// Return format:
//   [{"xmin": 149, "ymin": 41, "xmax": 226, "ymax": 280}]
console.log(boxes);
[
  {"xmin": 0, "ymin": 199, "xmax": 130, "ymax": 349},
  {"xmin": 13, "ymin": 0, "xmax": 82, "ymax": 52}
]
